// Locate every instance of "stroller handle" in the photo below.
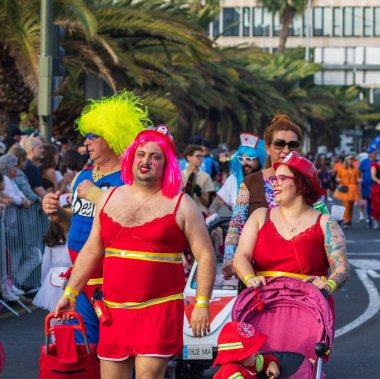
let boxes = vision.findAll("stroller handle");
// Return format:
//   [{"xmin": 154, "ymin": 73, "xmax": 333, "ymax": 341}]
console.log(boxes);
[{"xmin": 44, "ymin": 311, "xmax": 87, "ymax": 336}]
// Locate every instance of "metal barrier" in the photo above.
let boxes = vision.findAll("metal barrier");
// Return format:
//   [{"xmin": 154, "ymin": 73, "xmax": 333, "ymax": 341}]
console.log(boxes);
[{"xmin": 0, "ymin": 203, "xmax": 48, "ymax": 315}]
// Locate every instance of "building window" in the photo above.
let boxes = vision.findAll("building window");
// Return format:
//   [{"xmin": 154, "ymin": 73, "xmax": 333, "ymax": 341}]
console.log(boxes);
[
  {"xmin": 353, "ymin": 7, "xmax": 362, "ymax": 36},
  {"xmin": 290, "ymin": 14, "xmax": 302, "ymax": 36},
  {"xmin": 213, "ymin": 12, "xmax": 220, "ymax": 37},
  {"xmin": 343, "ymin": 7, "xmax": 353, "ymax": 36},
  {"xmin": 313, "ymin": 7, "xmax": 323, "ymax": 36},
  {"xmin": 273, "ymin": 12, "xmax": 281, "ymax": 36},
  {"xmin": 242, "ymin": 7, "xmax": 251, "ymax": 36},
  {"xmin": 364, "ymin": 7, "xmax": 372, "ymax": 36},
  {"xmin": 323, "ymin": 7, "xmax": 332, "ymax": 36},
  {"xmin": 375, "ymin": 7, "xmax": 380, "ymax": 36},
  {"xmin": 253, "ymin": 7, "xmax": 271, "ymax": 36},
  {"xmin": 223, "ymin": 7, "xmax": 240, "ymax": 37},
  {"xmin": 333, "ymin": 8, "xmax": 342, "ymax": 36}
]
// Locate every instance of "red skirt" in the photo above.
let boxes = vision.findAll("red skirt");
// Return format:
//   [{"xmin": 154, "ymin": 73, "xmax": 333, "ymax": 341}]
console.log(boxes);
[
  {"xmin": 370, "ymin": 183, "xmax": 380, "ymax": 220},
  {"xmin": 97, "ymin": 299, "xmax": 184, "ymax": 360}
]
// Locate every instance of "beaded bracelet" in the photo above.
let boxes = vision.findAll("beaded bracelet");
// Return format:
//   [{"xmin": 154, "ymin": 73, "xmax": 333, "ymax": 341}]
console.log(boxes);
[
  {"xmin": 194, "ymin": 296, "xmax": 210, "ymax": 308},
  {"xmin": 243, "ymin": 273, "xmax": 256, "ymax": 286}
]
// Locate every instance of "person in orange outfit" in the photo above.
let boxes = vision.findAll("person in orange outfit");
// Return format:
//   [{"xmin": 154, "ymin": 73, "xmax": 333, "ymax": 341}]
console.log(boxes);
[
  {"xmin": 213, "ymin": 321, "xmax": 280, "ymax": 379},
  {"xmin": 333, "ymin": 155, "xmax": 361, "ymax": 228}
]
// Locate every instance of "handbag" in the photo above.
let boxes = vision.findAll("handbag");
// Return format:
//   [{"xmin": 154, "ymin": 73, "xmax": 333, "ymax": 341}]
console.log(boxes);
[{"xmin": 337, "ymin": 185, "xmax": 349, "ymax": 193}]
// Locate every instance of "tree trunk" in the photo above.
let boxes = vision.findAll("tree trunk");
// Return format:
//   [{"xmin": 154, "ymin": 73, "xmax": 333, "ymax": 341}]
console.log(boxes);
[
  {"xmin": 203, "ymin": 108, "xmax": 219, "ymax": 147},
  {"xmin": 278, "ymin": 7, "xmax": 295, "ymax": 54}
]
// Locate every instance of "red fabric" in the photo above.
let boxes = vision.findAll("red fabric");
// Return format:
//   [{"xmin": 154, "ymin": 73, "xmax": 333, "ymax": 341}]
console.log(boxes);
[
  {"xmin": 0, "ymin": 341, "xmax": 5, "ymax": 374},
  {"xmin": 253, "ymin": 210, "xmax": 328, "ymax": 277},
  {"xmin": 213, "ymin": 355, "xmax": 279, "ymax": 379},
  {"xmin": 53, "ymin": 326, "xmax": 78, "ymax": 363},
  {"xmin": 97, "ymin": 194, "xmax": 187, "ymax": 359},
  {"xmin": 370, "ymin": 162, "xmax": 380, "ymax": 220}
]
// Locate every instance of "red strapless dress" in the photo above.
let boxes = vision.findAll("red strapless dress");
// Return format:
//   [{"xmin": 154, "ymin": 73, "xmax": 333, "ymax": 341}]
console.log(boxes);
[{"xmin": 97, "ymin": 190, "xmax": 187, "ymax": 360}]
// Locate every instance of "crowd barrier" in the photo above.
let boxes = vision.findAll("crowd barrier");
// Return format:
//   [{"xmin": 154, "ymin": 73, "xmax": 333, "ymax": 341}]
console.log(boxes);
[{"xmin": 0, "ymin": 203, "xmax": 48, "ymax": 315}]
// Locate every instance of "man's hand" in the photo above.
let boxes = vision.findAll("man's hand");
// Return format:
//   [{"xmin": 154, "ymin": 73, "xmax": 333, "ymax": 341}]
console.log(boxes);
[
  {"xmin": 77, "ymin": 180, "xmax": 96, "ymax": 200},
  {"xmin": 190, "ymin": 307, "xmax": 210, "ymax": 338},
  {"xmin": 222, "ymin": 261, "xmax": 236, "ymax": 279},
  {"xmin": 54, "ymin": 296, "xmax": 76, "ymax": 321},
  {"xmin": 42, "ymin": 191, "xmax": 61, "ymax": 215},
  {"xmin": 21, "ymin": 198, "xmax": 32, "ymax": 208}
]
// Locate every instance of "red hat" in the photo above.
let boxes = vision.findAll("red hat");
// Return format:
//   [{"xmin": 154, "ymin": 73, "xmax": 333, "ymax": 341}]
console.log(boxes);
[
  {"xmin": 138, "ymin": 124, "xmax": 176, "ymax": 154},
  {"xmin": 273, "ymin": 152, "xmax": 326, "ymax": 196},
  {"xmin": 212, "ymin": 322, "xmax": 268, "ymax": 367}
]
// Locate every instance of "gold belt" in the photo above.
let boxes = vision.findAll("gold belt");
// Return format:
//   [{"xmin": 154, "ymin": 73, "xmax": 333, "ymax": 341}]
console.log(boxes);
[
  {"xmin": 256, "ymin": 271, "xmax": 326, "ymax": 282},
  {"xmin": 105, "ymin": 248, "xmax": 183, "ymax": 263},
  {"xmin": 103, "ymin": 293, "xmax": 184, "ymax": 309}
]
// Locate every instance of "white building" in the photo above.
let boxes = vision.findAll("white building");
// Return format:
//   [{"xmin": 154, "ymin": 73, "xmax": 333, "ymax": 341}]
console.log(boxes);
[{"xmin": 209, "ymin": 0, "xmax": 380, "ymax": 105}]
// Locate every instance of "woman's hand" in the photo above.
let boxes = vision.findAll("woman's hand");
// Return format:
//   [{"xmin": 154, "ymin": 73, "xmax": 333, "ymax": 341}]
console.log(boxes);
[
  {"xmin": 246, "ymin": 275, "xmax": 266, "ymax": 288},
  {"xmin": 303, "ymin": 276, "xmax": 330, "ymax": 293}
]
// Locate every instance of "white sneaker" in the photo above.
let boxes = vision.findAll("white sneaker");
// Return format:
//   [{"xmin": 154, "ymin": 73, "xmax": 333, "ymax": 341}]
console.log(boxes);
[
  {"xmin": 10, "ymin": 285, "xmax": 24, "ymax": 296},
  {"xmin": 373, "ymin": 220, "xmax": 379, "ymax": 229},
  {"xmin": 1, "ymin": 286, "xmax": 19, "ymax": 301}
]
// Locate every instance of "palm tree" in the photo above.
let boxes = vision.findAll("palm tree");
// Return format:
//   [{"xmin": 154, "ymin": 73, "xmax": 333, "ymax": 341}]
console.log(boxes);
[{"xmin": 257, "ymin": 0, "xmax": 310, "ymax": 53}]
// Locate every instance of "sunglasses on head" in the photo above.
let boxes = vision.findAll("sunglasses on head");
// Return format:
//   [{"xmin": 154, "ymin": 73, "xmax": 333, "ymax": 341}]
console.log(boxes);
[
  {"xmin": 237, "ymin": 156, "xmax": 257, "ymax": 164},
  {"xmin": 271, "ymin": 139, "xmax": 301, "ymax": 151},
  {"xmin": 85, "ymin": 133, "xmax": 101, "ymax": 141}
]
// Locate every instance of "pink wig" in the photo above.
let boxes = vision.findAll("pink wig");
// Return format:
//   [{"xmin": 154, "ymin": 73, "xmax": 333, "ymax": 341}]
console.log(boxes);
[{"xmin": 121, "ymin": 130, "xmax": 181, "ymax": 198}]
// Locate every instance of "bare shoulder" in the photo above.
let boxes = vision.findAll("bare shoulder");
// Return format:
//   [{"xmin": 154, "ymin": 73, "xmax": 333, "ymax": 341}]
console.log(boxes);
[{"xmin": 247, "ymin": 207, "xmax": 268, "ymax": 226}]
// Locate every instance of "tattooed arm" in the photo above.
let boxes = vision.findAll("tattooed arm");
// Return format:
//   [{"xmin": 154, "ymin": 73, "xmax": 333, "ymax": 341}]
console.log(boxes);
[
  {"xmin": 323, "ymin": 216, "xmax": 350, "ymax": 291},
  {"xmin": 223, "ymin": 183, "xmax": 250, "ymax": 270}
]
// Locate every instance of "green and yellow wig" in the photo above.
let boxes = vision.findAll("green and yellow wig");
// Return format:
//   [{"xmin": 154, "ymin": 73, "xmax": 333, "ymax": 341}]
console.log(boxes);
[{"xmin": 75, "ymin": 91, "xmax": 151, "ymax": 156}]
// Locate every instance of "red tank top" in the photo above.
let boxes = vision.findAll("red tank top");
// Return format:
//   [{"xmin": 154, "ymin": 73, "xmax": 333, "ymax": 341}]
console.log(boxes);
[
  {"xmin": 99, "ymin": 189, "xmax": 187, "ymax": 303},
  {"xmin": 253, "ymin": 209, "xmax": 328, "ymax": 276}
]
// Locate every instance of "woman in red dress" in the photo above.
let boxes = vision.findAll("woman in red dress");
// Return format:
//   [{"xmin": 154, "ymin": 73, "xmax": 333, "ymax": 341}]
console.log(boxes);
[
  {"xmin": 370, "ymin": 160, "xmax": 380, "ymax": 224},
  {"xmin": 234, "ymin": 152, "xmax": 349, "ymax": 298}
]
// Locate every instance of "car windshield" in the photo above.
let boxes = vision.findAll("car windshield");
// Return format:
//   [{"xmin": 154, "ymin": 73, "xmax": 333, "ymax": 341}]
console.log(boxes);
[{"xmin": 190, "ymin": 258, "xmax": 238, "ymax": 290}]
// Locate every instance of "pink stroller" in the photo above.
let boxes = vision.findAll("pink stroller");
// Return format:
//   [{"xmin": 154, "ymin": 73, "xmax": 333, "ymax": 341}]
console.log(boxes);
[{"xmin": 232, "ymin": 277, "xmax": 334, "ymax": 379}]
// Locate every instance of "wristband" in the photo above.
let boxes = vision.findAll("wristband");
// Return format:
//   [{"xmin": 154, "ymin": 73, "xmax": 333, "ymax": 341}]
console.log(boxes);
[
  {"xmin": 325, "ymin": 279, "xmax": 337, "ymax": 294},
  {"xmin": 63, "ymin": 291, "xmax": 77, "ymax": 303},
  {"xmin": 195, "ymin": 296, "xmax": 210, "ymax": 308},
  {"xmin": 243, "ymin": 273, "xmax": 256, "ymax": 286}
]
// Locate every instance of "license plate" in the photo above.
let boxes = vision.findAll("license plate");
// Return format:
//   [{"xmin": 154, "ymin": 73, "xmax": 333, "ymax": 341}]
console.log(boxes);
[{"xmin": 182, "ymin": 344, "xmax": 213, "ymax": 360}]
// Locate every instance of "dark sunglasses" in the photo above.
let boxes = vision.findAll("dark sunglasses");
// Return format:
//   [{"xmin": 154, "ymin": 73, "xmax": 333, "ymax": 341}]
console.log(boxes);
[
  {"xmin": 192, "ymin": 154, "xmax": 204, "ymax": 159},
  {"xmin": 85, "ymin": 133, "xmax": 101, "ymax": 141},
  {"xmin": 271, "ymin": 139, "xmax": 301, "ymax": 151}
]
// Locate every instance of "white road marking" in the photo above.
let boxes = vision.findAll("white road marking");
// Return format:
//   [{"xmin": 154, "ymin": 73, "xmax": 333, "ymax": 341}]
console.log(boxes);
[
  {"xmin": 346, "ymin": 239, "xmax": 380, "ymax": 243},
  {"xmin": 336, "ymin": 260, "xmax": 380, "ymax": 338},
  {"xmin": 347, "ymin": 252, "xmax": 380, "ymax": 256}
]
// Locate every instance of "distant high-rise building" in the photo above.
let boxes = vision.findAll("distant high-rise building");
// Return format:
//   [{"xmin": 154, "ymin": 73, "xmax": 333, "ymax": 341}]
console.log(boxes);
[{"xmin": 209, "ymin": 0, "xmax": 380, "ymax": 104}]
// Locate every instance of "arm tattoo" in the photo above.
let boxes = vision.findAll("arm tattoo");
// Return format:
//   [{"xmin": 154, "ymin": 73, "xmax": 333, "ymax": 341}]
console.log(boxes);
[
  {"xmin": 324, "ymin": 217, "xmax": 350, "ymax": 289},
  {"xmin": 224, "ymin": 183, "xmax": 249, "ymax": 264}
]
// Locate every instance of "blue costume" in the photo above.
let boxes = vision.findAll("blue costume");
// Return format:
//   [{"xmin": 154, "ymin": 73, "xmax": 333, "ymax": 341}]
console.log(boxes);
[{"xmin": 68, "ymin": 167, "xmax": 123, "ymax": 343}]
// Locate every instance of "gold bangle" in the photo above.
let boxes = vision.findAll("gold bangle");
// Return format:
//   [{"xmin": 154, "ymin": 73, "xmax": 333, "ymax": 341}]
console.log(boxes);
[{"xmin": 243, "ymin": 273, "xmax": 256, "ymax": 286}]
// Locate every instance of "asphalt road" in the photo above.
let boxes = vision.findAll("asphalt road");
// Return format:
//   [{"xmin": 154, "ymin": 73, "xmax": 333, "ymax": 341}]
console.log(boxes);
[{"xmin": 0, "ymin": 212, "xmax": 379, "ymax": 378}]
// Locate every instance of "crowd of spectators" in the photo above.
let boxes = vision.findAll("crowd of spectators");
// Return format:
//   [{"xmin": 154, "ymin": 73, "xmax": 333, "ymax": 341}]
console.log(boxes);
[{"xmin": 0, "ymin": 123, "xmax": 379, "ymax": 302}]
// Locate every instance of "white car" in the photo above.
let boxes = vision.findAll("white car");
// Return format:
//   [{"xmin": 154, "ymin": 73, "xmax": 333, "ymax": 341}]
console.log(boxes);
[{"xmin": 167, "ymin": 254, "xmax": 238, "ymax": 379}]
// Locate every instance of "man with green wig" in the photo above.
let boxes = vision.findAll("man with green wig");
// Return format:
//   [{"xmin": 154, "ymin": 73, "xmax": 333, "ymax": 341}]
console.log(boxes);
[{"xmin": 42, "ymin": 91, "xmax": 150, "ymax": 343}]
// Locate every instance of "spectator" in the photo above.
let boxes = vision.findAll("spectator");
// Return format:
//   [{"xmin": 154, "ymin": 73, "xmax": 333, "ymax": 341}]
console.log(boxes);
[
  {"xmin": 200, "ymin": 140, "xmax": 219, "ymax": 179},
  {"xmin": 333, "ymin": 155, "xmax": 361, "ymax": 229},
  {"xmin": 20, "ymin": 136, "xmax": 47, "ymax": 200},
  {"xmin": 359, "ymin": 147, "xmax": 378, "ymax": 228},
  {"xmin": 8, "ymin": 146, "xmax": 40, "ymax": 203},
  {"xmin": 0, "ymin": 155, "xmax": 31, "ymax": 208},
  {"xmin": 182, "ymin": 144, "xmax": 215, "ymax": 216}
]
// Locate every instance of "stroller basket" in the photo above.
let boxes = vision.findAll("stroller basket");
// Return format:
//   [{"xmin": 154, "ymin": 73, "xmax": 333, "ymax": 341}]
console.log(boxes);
[
  {"xmin": 232, "ymin": 277, "xmax": 334, "ymax": 379},
  {"xmin": 39, "ymin": 311, "xmax": 100, "ymax": 379}
]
